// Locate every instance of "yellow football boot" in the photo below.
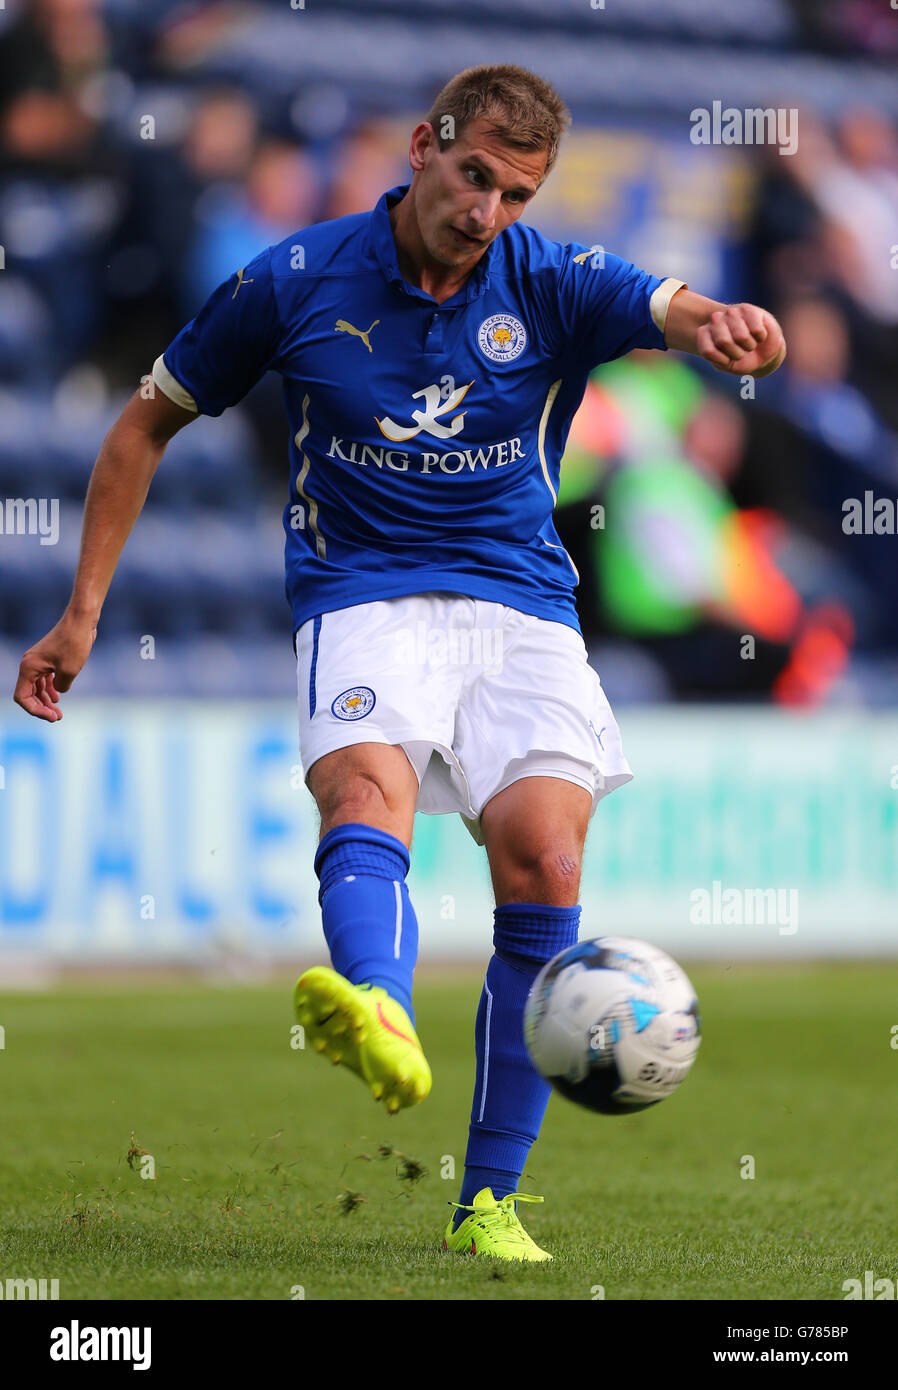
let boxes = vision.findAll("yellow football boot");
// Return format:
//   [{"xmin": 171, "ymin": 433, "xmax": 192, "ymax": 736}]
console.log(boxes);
[
  {"xmin": 443, "ymin": 1188, "xmax": 553, "ymax": 1262},
  {"xmin": 293, "ymin": 966, "xmax": 431, "ymax": 1114}
]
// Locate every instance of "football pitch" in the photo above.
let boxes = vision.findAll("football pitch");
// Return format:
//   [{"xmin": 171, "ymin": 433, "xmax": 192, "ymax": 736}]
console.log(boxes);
[{"xmin": 0, "ymin": 964, "xmax": 894, "ymax": 1302}]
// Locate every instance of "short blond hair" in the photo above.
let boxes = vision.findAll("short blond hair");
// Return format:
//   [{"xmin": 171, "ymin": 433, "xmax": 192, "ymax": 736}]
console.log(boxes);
[{"xmin": 425, "ymin": 64, "xmax": 571, "ymax": 180}]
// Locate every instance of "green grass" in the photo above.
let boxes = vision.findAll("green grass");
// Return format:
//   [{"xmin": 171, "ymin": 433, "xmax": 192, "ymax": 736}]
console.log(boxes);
[{"xmin": 0, "ymin": 965, "xmax": 895, "ymax": 1300}]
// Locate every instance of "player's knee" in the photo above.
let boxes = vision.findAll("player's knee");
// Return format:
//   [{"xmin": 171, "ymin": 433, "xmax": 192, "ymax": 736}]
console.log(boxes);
[
  {"xmin": 497, "ymin": 843, "xmax": 583, "ymax": 904},
  {"xmin": 315, "ymin": 773, "xmax": 401, "ymax": 836},
  {"xmin": 318, "ymin": 774, "xmax": 384, "ymax": 820}
]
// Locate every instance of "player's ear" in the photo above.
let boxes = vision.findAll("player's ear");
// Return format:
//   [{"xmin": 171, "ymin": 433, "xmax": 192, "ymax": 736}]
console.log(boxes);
[{"xmin": 409, "ymin": 121, "xmax": 436, "ymax": 171}]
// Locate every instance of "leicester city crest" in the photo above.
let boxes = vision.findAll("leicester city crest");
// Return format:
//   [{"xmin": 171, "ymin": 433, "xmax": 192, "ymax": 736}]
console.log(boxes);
[
  {"xmin": 331, "ymin": 686, "xmax": 376, "ymax": 720},
  {"xmin": 477, "ymin": 313, "xmax": 527, "ymax": 364}
]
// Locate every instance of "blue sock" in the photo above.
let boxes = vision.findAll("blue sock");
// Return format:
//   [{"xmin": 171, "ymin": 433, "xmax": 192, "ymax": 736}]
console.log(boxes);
[
  {"xmin": 453, "ymin": 903, "xmax": 581, "ymax": 1229},
  {"xmin": 314, "ymin": 822, "xmax": 419, "ymax": 1022}
]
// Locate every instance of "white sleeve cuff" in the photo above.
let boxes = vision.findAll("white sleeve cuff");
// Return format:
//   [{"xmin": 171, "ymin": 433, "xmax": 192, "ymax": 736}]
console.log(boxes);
[
  {"xmin": 152, "ymin": 354, "xmax": 198, "ymax": 412},
  {"xmin": 650, "ymin": 277, "xmax": 687, "ymax": 335}
]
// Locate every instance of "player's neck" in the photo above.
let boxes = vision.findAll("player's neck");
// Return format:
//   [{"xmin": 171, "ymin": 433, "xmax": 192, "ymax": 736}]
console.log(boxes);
[{"xmin": 388, "ymin": 195, "xmax": 475, "ymax": 306}]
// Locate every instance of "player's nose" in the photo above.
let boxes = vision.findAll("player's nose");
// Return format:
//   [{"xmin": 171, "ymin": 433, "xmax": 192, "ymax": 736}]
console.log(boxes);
[{"xmin": 468, "ymin": 191, "xmax": 501, "ymax": 231}]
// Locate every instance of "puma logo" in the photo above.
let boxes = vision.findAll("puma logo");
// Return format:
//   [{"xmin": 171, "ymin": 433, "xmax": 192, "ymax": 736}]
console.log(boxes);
[
  {"xmin": 335, "ymin": 318, "xmax": 380, "ymax": 352},
  {"xmin": 232, "ymin": 267, "xmax": 255, "ymax": 298}
]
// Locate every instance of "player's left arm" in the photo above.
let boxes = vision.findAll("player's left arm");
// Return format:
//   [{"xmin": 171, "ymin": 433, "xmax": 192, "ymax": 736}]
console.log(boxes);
[{"xmin": 663, "ymin": 287, "xmax": 786, "ymax": 379}]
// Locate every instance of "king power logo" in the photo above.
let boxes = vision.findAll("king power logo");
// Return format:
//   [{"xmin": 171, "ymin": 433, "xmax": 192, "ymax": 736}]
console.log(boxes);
[
  {"xmin": 326, "ymin": 379, "xmax": 525, "ymax": 475},
  {"xmin": 376, "ymin": 380, "xmax": 473, "ymax": 442}
]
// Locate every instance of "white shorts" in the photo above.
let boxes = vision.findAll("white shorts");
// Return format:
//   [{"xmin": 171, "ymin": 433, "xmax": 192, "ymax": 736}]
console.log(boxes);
[{"xmin": 294, "ymin": 592, "xmax": 633, "ymax": 845}]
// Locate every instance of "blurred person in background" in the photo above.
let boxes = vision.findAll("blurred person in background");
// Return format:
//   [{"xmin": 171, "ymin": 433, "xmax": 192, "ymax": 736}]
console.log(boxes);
[
  {"xmin": 815, "ymin": 109, "xmax": 898, "ymax": 419},
  {"xmin": 324, "ymin": 121, "xmax": 407, "ymax": 220},
  {"xmin": 555, "ymin": 354, "xmax": 855, "ymax": 704},
  {"xmin": 181, "ymin": 123, "xmax": 324, "ymax": 481},
  {"xmin": 144, "ymin": 87, "xmax": 261, "ymax": 294},
  {"xmin": 750, "ymin": 296, "xmax": 898, "ymax": 655},
  {"xmin": 751, "ymin": 106, "xmax": 898, "ymax": 426},
  {"xmin": 0, "ymin": 0, "xmax": 119, "ymax": 362},
  {"xmin": 0, "ymin": 0, "xmax": 109, "ymax": 175},
  {"xmin": 820, "ymin": 108, "xmax": 898, "ymax": 327},
  {"xmin": 182, "ymin": 137, "xmax": 323, "ymax": 310},
  {"xmin": 770, "ymin": 297, "xmax": 895, "ymax": 483}
]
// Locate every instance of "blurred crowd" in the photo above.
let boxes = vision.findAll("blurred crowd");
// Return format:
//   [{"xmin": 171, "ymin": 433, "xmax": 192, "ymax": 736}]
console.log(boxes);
[
  {"xmin": 557, "ymin": 105, "xmax": 898, "ymax": 703},
  {"xmin": 1, "ymin": 0, "xmax": 896, "ymax": 704}
]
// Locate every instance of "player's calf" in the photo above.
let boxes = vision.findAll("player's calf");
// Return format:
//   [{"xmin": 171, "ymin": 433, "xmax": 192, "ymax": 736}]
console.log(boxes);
[{"xmin": 294, "ymin": 818, "xmax": 431, "ymax": 1111}]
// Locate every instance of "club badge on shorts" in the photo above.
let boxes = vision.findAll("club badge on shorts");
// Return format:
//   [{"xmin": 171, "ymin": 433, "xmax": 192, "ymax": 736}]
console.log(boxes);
[
  {"xmin": 477, "ymin": 313, "xmax": 527, "ymax": 363},
  {"xmin": 331, "ymin": 686, "xmax": 376, "ymax": 720}
]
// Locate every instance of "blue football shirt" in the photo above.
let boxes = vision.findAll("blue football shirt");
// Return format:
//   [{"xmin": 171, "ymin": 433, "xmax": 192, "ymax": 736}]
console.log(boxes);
[{"xmin": 153, "ymin": 183, "xmax": 677, "ymax": 643}]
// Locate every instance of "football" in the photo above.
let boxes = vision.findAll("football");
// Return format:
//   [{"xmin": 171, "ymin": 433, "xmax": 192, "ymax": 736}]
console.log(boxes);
[{"xmin": 523, "ymin": 937, "xmax": 701, "ymax": 1114}]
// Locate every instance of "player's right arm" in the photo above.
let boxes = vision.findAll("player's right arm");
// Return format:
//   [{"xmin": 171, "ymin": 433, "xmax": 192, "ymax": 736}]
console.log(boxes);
[
  {"xmin": 15, "ymin": 246, "xmax": 284, "ymax": 722},
  {"xmin": 13, "ymin": 388, "xmax": 196, "ymax": 722}
]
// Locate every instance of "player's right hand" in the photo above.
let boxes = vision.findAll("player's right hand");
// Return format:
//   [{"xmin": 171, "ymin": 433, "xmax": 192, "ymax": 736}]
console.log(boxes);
[{"xmin": 13, "ymin": 613, "xmax": 98, "ymax": 722}]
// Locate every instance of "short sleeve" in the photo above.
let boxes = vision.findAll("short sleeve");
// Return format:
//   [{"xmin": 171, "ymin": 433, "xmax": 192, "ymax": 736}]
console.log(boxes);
[
  {"xmin": 555, "ymin": 246, "xmax": 677, "ymax": 370},
  {"xmin": 153, "ymin": 247, "xmax": 282, "ymax": 417}
]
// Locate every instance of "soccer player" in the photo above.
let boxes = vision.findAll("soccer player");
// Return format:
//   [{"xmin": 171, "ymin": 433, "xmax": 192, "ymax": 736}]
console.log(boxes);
[{"xmin": 14, "ymin": 65, "xmax": 785, "ymax": 1263}]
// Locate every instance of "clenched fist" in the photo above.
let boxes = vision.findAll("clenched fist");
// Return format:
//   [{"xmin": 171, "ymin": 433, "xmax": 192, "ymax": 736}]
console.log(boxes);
[{"xmin": 695, "ymin": 303, "xmax": 786, "ymax": 378}]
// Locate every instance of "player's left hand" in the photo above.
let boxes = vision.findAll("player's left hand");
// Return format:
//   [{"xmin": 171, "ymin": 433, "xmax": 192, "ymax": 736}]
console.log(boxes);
[{"xmin": 696, "ymin": 304, "xmax": 786, "ymax": 379}]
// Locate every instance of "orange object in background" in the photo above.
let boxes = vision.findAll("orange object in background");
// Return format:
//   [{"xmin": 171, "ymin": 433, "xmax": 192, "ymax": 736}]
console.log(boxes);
[
  {"xmin": 719, "ymin": 509, "xmax": 802, "ymax": 643},
  {"xmin": 773, "ymin": 603, "xmax": 855, "ymax": 707},
  {"xmin": 720, "ymin": 509, "xmax": 854, "ymax": 706}
]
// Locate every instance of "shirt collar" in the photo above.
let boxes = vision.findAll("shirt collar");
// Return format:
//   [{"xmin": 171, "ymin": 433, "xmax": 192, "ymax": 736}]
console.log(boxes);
[{"xmin": 368, "ymin": 182, "xmax": 493, "ymax": 305}]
